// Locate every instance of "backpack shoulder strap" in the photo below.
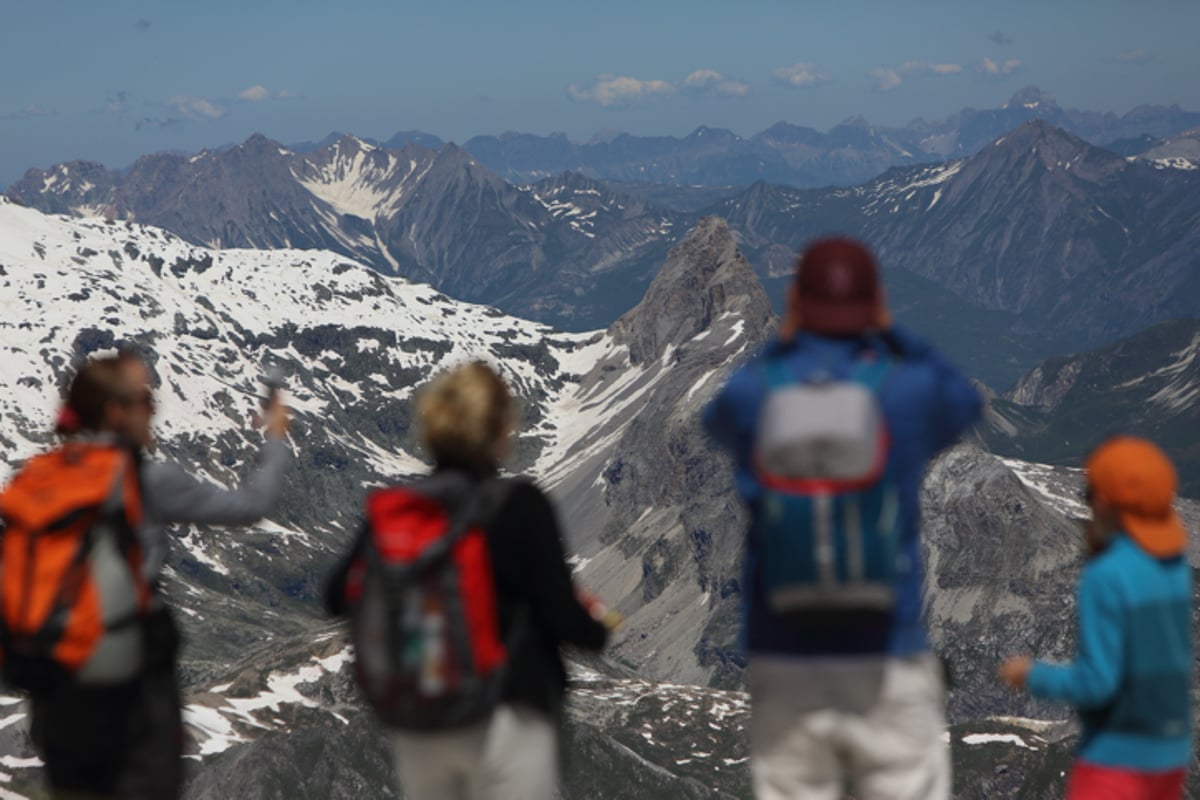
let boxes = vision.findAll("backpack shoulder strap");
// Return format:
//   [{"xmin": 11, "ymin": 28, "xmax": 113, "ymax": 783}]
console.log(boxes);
[{"xmin": 371, "ymin": 473, "xmax": 513, "ymax": 575}]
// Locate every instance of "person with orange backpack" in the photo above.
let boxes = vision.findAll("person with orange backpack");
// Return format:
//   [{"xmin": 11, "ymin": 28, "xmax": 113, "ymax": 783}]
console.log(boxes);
[
  {"xmin": 112, "ymin": 349, "xmax": 290, "ymax": 799},
  {"xmin": 0, "ymin": 352, "xmax": 290, "ymax": 799},
  {"xmin": 1, "ymin": 357, "xmax": 152, "ymax": 797},
  {"xmin": 327, "ymin": 361, "xmax": 612, "ymax": 800}
]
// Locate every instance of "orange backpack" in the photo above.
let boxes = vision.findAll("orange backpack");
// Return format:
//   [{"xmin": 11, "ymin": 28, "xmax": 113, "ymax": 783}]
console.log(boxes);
[{"xmin": 0, "ymin": 443, "xmax": 150, "ymax": 692}]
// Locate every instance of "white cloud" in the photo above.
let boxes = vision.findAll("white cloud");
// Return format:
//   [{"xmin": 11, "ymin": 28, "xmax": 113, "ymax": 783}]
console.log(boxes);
[
  {"xmin": 980, "ymin": 57, "xmax": 1022, "ymax": 76},
  {"xmin": 239, "ymin": 85, "xmax": 271, "ymax": 101},
  {"xmin": 928, "ymin": 63, "xmax": 964, "ymax": 75},
  {"xmin": 773, "ymin": 63, "xmax": 832, "ymax": 88},
  {"xmin": 1116, "ymin": 48, "xmax": 1150, "ymax": 64},
  {"xmin": 870, "ymin": 68, "xmax": 903, "ymax": 91},
  {"xmin": 167, "ymin": 95, "xmax": 226, "ymax": 120},
  {"xmin": 568, "ymin": 75, "xmax": 676, "ymax": 107},
  {"xmin": 683, "ymin": 69, "xmax": 751, "ymax": 97},
  {"xmin": 1, "ymin": 105, "xmax": 55, "ymax": 120},
  {"xmin": 684, "ymin": 69, "xmax": 722, "ymax": 88},
  {"xmin": 871, "ymin": 60, "xmax": 963, "ymax": 90},
  {"xmin": 98, "ymin": 91, "xmax": 133, "ymax": 114}
]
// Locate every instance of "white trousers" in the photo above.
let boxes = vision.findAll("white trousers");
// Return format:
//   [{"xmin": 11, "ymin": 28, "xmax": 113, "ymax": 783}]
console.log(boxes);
[
  {"xmin": 391, "ymin": 703, "xmax": 559, "ymax": 800},
  {"xmin": 749, "ymin": 653, "xmax": 951, "ymax": 800}
]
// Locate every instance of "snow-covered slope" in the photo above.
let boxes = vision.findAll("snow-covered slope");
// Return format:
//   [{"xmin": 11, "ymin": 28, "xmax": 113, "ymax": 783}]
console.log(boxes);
[
  {"xmin": 0, "ymin": 194, "xmax": 591, "ymax": 472},
  {"xmin": 0, "ymin": 195, "xmax": 625, "ymax": 681}
]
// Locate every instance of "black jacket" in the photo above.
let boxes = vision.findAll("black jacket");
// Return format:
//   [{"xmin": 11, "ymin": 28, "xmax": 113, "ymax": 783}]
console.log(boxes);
[{"xmin": 327, "ymin": 466, "xmax": 608, "ymax": 717}]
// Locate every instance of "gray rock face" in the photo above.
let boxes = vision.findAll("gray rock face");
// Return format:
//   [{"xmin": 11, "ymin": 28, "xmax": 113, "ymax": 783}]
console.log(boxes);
[
  {"xmin": 863, "ymin": 121, "xmax": 1200, "ymax": 341},
  {"xmin": 539, "ymin": 218, "xmax": 775, "ymax": 688},
  {"xmin": 985, "ymin": 318, "xmax": 1200, "ymax": 496},
  {"xmin": 611, "ymin": 217, "xmax": 773, "ymax": 366},
  {"xmin": 1005, "ymin": 361, "xmax": 1084, "ymax": 409},
  {"xmin": 921, "ymin": 445, "xmax": 1083, "ymax": 722}
]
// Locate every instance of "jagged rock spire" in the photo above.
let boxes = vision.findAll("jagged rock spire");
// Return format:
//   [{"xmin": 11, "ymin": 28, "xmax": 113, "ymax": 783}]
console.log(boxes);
[{"xmin": 612, "ymin": 216, "xmax": 774, "ymax": 366}]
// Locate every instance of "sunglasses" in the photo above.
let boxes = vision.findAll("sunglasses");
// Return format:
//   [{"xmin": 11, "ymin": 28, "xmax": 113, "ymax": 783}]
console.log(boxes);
[{"xmin": 118, "ymin": 390, "xmax": 156, "ymax": 410}]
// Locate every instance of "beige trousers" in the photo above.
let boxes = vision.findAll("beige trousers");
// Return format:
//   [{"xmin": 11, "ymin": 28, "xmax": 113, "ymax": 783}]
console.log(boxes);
[
  {"xmin": 390, "ymin": 704, "xmax": 558, "ymax": 800},
  {"xmin": 749, "ymin": 653, "xmax": 951, "ymax": 800}
]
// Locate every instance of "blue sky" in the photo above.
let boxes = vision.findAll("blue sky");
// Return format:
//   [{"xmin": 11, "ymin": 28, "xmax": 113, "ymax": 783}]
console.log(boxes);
[{"xmin": 1, "ymin": 0, "xmax": 1197, "ymax": 187}]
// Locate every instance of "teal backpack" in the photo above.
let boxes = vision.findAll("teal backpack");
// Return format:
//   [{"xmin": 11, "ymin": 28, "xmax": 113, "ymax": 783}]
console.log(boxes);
[{"xmin": 753, "ymin": 354, "xmax": 902, "ymax": 627}]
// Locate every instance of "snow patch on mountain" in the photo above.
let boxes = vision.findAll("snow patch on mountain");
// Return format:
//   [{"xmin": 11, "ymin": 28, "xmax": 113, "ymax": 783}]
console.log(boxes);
[
  {"xmin": 294, "ymin": 138, "xmax": 424, "ymax": 219},
  {"xmin": 1115, "ymin": 332, "xmax": 1200, "ymax": 412},
  {"xmin": 185, "ymin": 643, "xmax": 353, "ymax": 756},
  {"xmin": 1144, "ymin": 157, "xmax": 1198, "ymax": 171},
  {"xmin": 998, "ymin": 458, "xmax": 1087, "ymax": 519}
]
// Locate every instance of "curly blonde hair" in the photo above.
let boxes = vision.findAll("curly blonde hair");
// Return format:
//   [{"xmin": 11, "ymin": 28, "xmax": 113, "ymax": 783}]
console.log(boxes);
[{"xmin": 417, "ymin": 361, "xmax": 515, "ymax": 467}]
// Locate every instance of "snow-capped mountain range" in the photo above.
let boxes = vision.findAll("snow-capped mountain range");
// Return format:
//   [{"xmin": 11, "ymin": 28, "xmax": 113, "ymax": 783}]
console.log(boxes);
[
  {"xmin": 10, "ymin": 117, "xmax": 1200, "ymax": 399},
  {"xmin": 0, "ymin": 199, "xmax": 1197, "ymax": 797},
  {"xmin": 294, "ymin": 86, "xmax": 1200, "ymax": 189},
  {"xmin": 6, "ymin": 135, "xmax": 681, "ymax": 331}
]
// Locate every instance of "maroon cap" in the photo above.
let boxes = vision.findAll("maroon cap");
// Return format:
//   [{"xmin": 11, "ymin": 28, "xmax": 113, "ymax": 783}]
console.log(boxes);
[{"xmin": 793, "ymin": 237, "xmax": 884, "ymax": 335}]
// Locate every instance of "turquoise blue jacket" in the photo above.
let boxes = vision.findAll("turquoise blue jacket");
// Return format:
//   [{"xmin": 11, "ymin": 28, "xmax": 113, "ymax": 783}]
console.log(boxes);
[{"xmin": 1028, "ymin": 534, "xmax": 1193, "ymax": 771}]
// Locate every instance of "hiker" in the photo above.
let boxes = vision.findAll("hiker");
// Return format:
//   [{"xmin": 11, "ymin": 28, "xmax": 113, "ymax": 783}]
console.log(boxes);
[
  {"xmin": 327, "ymin": 361, "xmax": 611, "ymax": 800},
  {"xmin": 703, "ymin": 237, "xmax": 982, "ymax": 800},
  {"xmin": 1000, "ymin": 437, "xmax": 1192, "ymax": 800},
  {"xmin": 115, "ymin": 348, "xmax": 289, "ymax": 799},
  {"xmin": 2, "ymin": 357, "xmax": 149, "ymax": 798},
  {"xmin": 0, "ymin": 352, "xmax": 290, "ymax": 799}
]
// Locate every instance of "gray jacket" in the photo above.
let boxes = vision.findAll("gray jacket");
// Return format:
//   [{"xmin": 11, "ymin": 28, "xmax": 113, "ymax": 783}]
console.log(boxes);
[{"xmin": 138, "ymin": 438, "xmax": 290, "ymax": 583}]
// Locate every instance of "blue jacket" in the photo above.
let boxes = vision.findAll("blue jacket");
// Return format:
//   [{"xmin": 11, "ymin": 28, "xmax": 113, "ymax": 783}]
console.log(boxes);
[
  {"xmin": 702, "ymin": 325, "xmax": 982, "ymax": 657},
  {"xmin": 1028, "ymin": 534, "xmax": 1193, "ymax": 771}
]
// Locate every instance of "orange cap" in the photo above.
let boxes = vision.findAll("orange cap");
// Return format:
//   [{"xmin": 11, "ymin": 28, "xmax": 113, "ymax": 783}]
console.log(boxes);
[{"xmin": 1085, "ymin": 437, "xmax": 1187, "ymax": 558}]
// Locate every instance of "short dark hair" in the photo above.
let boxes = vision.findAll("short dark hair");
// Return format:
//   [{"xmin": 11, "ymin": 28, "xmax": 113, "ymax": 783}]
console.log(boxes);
[{"xmin": 60, "ymin": 357, "xmax": 129, "ymax": 434}]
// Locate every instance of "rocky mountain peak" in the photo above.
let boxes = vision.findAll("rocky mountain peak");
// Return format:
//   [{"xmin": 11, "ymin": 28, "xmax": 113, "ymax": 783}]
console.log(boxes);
[
  {"xmin": 384, "ymin": 130, "xmax": 444, "ymax": 150},
  {"xmin": 837, "ymin": 114, "xmax": 872, "ymax": 130},
  {"xmin": 238, "ymin": 132, "xmax": 284, "ymax": 154},
  {"xmin": 1140, "ymin": 127, "xmax": 1200, "ymax": 162},
  {"xmin": 430, "ymin": 141, "xmax": 477, "ymax": 168},
  {"xmin": 1004, "ymin": 85, "xmax": 1059, "ymax": 111},
  {"xmin": 588, "ymin": 128, "xmax": 623, "ymax": 145},
  {"xmin": 983, "ymin": 120, "xmax": 1120, "ymax": 177},
  {"xmin": 611, "ymin": 216, "xmax": 774, "ymax": 365},
  {"xmin": 330, "ymin": 132, "xmax": 376, "ymax": 153},
  {"xmin": 688, "ymin": 126, "xmax": 739, "ymax": 143},
  {"xmin": 998, "ymin": 118, "xmax": 1077, "ymax": 147}
]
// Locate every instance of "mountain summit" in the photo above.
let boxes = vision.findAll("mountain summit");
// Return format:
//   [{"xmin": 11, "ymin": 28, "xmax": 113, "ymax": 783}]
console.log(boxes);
[
  {"xmin": 613, "ymin": 216, "xmax": 773, "ymax": 366},
  {"xmin": 1003, "ymin": 85, "xmax": 1059, "ymax": 111}
]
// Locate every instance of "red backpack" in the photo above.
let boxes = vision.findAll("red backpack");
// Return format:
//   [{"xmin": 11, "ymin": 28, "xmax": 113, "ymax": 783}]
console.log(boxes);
[
  {"xmin": 0, "ymin": 443, "xmax": 150, "ymax": 693},
  {"xmin": 344, "ymin": 473, "xmax": 511, "ymax": 730}
]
